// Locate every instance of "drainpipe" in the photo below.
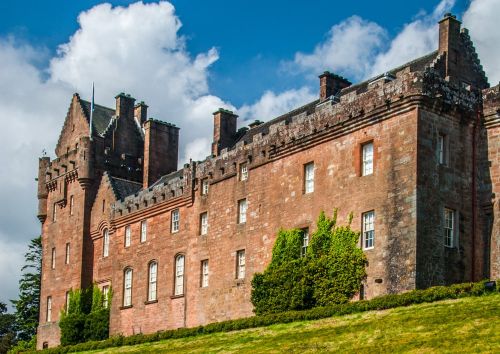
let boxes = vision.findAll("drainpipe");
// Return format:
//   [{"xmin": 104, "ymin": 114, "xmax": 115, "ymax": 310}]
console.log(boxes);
[{"xmin": 471, "ymin": 109, "xmax": 481, "ymax": 282}]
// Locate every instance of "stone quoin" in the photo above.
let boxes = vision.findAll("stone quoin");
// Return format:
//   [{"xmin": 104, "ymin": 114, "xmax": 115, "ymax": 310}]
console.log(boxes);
[{"xmin": 36, "ymin": 14, "xmax": 499, "ymax": 349}]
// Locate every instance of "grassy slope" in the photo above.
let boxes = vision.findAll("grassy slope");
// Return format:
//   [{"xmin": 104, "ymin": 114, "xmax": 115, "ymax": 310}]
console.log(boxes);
[{"xmin": 85, "ymin": 294, "xmax": 500, "ymax": 353}]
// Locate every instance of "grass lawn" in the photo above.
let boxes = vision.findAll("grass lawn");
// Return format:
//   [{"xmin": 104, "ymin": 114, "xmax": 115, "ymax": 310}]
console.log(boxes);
[{"xmin": 83, "ymin": 293, "xmax": 500, "ymax": 353}]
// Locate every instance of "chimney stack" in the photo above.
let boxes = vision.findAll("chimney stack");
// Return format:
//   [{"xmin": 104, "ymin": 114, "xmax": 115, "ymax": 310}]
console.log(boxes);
[
  {"xmin": 143, "ymin": 119, "xmax": 179, "ymax": 188},
  {"xmin": 212, "ymin": 108, "xmax": 238, "ymax": 156},
  {"xmin": 319, "ymin": 72, "xmax": 351, "ymax": 101},
  {"xmin": 438, "ymin": 13, "xmax": 461, "ymax": 80},
  {"xmin": 134, "ymin": 101, "xmax": 148, "ymax": 125},
  {"xmin": 115, "ymin": 92, "xmax": 136, "ymax": 120}
]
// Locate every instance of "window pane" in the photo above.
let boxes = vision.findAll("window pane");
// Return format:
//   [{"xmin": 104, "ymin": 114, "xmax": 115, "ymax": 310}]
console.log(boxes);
[
  {"xmin": 175, "ymin": 255, "xmax": 185, "ymax": 295},
  {"xmin": 149, "ymin": 262, "xmax": 157, "ymax": 301},
  {"xmin": 444, "ymin": 208, "xmax": 454, "ymax": 247},
  {"xmin": 301, "ymin": 228, "xmax": 309, "ymax": 256},
  {"xmin": 201, "ymin": 260, "xmax": 209, "ymax": 288},
  {"xmin": 237, "ymin": 250, "xmax": 246, "ymax": 279},
  {"xmin": 362, "ymin": 211, "xmax": 375, "ymax": 249},
  {"xmin": 65, "ymin": 243, "xmax": 70, "ymax": 264},
  {"xmin": 103, "ymin": 229, "xmax": 109, "ymax": 257},
  {"xmin": 201, "ymin": 213, "xmax": 208, "ymax": 235},
  {"xmin": 124, "ymin": 269, "xmax": 132, "ymax": 306},
  {"xmin": 240, "ymin": 163, "xmax": 248, "ymax": 181},
  {"xmin": 362, "ymin": 143, "xmax": 374, "ymax": 176},
  {"xmin": 304, "ymin": 163, "xmax": 314, "ymax": 193},
  {"xmin": 141, "ymin": 221, "xmax": 147, "ymax": 242},
  {"xmin": 172, "ymin": 210, "xmax": 180, "ymax": 232},
  {"xmin": 125, "ymin": 226, "xmax": 131, "ymax": 247},
  {"xmin": 238, "ymin": 200, "xmax": 247, "ymax": 224}
]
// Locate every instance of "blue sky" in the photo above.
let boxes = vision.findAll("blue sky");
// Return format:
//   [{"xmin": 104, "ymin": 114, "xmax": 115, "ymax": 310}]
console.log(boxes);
[{"xmin": 0, "ymin": 0, "xmax": 498, "ymax": 309}]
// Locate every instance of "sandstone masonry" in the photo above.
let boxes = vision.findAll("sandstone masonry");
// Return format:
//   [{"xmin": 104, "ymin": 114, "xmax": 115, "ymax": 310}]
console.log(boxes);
[{"xmin": 36, "ymin": 14, "xmax": 499, "ymax": 349}]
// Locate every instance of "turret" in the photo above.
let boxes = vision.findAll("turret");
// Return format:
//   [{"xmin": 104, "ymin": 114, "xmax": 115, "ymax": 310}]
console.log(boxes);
[
  {"xmin": 77, "ymin": 136, "xmax": 94, "ymax": 189},
  {"xmin": 37, "ymin": 157, "xmax": 50, "ymax": 223}
]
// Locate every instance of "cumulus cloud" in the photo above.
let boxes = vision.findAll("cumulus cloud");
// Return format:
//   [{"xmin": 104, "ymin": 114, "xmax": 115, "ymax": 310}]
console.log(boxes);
[
  {"xmin": 292, "ymin": 16, "xmax": 386, "ymax": 80},
  {"xmin": 289, "ymin": 0, "xmax": 456, "ymax": 81},
  {"xmin": 463, "ymin": 0, "xmax": 500, "ymax": 84},
  {"xmin": 238, "ymin": 87, "xmax": 316, "ymax": 124}
]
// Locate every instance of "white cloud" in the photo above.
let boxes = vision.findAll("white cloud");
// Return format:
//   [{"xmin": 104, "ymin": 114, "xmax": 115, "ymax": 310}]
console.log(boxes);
[
  {"xmin": 463, "ymin": 0, "xmax": 500, "ymax": 84},
  {"xmin": 290, "ymin": 0, "xmax": 456, "ymax": 81},
  {"xmin": 292, "ymin": 16, "xmax": 386, "ymax": 80},
  {"xmin": 238, "ymin": 87, "xmax": 317, "ymax": 123}
]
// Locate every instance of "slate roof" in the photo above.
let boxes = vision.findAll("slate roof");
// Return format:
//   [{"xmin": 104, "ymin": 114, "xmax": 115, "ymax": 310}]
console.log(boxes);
[
  {"xmin": 80, "ymin": 100, "xmax": 116, "ymax": 137},
  {"xmin": 109, "ymin": 176, "xmax": 143, "ymax": 200},
  {"xmin": 150, "ymin": 169, "xmax": 184, "ymax": 189}
]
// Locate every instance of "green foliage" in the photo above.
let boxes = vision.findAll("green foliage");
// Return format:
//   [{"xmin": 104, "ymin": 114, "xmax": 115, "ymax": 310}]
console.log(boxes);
[
  {"xmin": 7, "ymin": 335, "xmax": 36, "ymax": 354},
  {"xmin": 0, "ymin": 302, "xmax": 17, "ymax": 354},
  {"xmin": 251, "ymin": 210, "xmax": 367, "ymax": 314},
  {"xmin": 59, "ymin": 285, "xmax": 111, "ymax": 346},
  {"xmin": 11, "ymin": 237, "xmax": 42, "ymax": 342},
  {"xmin": 36, "ymin": 280, "xmax": 498, "ymax": 354}
]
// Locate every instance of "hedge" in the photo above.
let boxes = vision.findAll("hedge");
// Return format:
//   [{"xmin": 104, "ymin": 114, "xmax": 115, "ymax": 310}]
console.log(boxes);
[{"xmin": 35, "ymin": 279, "xmax": 498, "ymax": 354}]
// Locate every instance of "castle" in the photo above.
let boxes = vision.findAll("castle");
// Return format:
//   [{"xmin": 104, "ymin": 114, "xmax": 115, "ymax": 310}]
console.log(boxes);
[{"xmin": 36, "ymin": 14, "xmax": 500, "ymax": 349}]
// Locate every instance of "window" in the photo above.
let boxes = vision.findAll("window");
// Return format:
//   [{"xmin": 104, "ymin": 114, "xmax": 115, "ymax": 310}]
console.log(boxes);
[
  {"xmin": 444, "ymin": 208, "xmax": 455, "ymax": 248},
  {"xmin": 304, "ymin": 162, "xmax": 314, "ymax": 194},
  {"xmin": 123, "ymin": 268, "xmax": 133, "ymax": 307},
  {"xmin": 236, "ymin": 250, "xmax": 246, "ymax": 279},
  {"xmin": 102, "ymin": 199, "xmax": 106, "ymax": 213},
  {"xmin": 238, "ymin": 199, "xmax": 247, "ymax": 224},
  {"xmin": 46, "ymin": 296, "xmax": 52, "ymax": 322},
  {"xmin": 69, "ymin": 195, "xmax": 74, "ymax": 216},
  {"xmin": 301, "ymin": 228, "xmax": 309, "ymax": 257},
  {"xmin": 200, "ymin": 212, "xmax": 208, "ymax": 235},
  {"xmin": 171, "ymin": 209, "xmax": 180, "ymax": 233},
  {"xmin": 174, "ymin": 255, "xmax": 185, "ymax": 296},
  {"xmin": 362, "ymin": 142, "xmax": 374, "ymax": 176},
  {"xmin": 124, "ymin": 225, "xmax": 131, "ymax": 247},
  {"xmin": 102, "ymin": 286, "xmax": 109, "ymax": 308},
  {"xmin": 140, "ymin": 220, "xmax": 147, "ymax": 242},
  {"xmin": 65, "ymin": 243, "xmax": 70, "ymax": 264},
  {"xmin": 362, "ymin": 211, "xmax": 375, "ymax": 249},
  {"xmin": 201, "ymin": 179, "xmax": 209, "ymax": 195},
  {"xmin": 53, "ymin": 203, "xmax": 57, "ymax": 222},
  {"xmin": 103, "ymin": 229, "xmax": 109, "ymax": 257},
  {"xmin": 437, "ymin": 134, "xmax": 448, "ymax": 165},
  {"xmin": 51, "ymin": 248, "xmax": 56, "ymax": 269},
  {"xmin": 65, "ymin": 291, "xmax": 70, "ymax": 311},
  {"xmin": 148, "ymin": 261, "xmax": 158, "ymax": 301},
  {"xmin": 240, "ymin": 163, "xmax": 248, "ymax": 181},
  {"xmin": 201, "ymin": 260, "xmax": 209, "ymax": 288}
]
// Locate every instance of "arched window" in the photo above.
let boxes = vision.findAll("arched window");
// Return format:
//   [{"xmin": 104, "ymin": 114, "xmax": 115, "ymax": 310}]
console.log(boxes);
[
  {"xmin": 123, "ymin": 268, "xmax": 133, "ymax": 306},
  {"xmin": 103, "ymin": 229, "xmax": 109, "ymax": 257},
  {"xmin": 148, "ymin": 261, "xmax": 158, "ymax": 301},
  {"xmin": 174, "ymin": 255, "xmax": 185, "ymax": 296}
]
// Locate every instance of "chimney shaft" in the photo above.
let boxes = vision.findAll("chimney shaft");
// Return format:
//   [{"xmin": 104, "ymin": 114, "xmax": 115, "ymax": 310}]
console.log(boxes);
[
  {"xmin": 212, "ymin": 109, "xmax": 238, "ymax": 156},
  {"xmin": 115, "ymin": 93, "xmax": 136, "ymax": 119},
  {"xmin": 134, "ymin": 101, "xmax": 148, "ymax": 125},
  {"xmin": 318, "ymin": 72, "xmax": 351, "ymax": 101},
  {"xmin": 143, "ymin": 119, "xmax": 179, "ymax": 188}
]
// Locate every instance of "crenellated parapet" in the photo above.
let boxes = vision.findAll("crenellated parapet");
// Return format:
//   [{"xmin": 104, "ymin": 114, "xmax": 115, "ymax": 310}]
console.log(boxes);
[{"xmin": 483, "ymin": 84, "xmax": 500, "ymax": 128}]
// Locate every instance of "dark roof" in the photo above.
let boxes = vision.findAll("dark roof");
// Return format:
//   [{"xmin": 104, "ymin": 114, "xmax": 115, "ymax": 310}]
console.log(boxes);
[
  {"xmin": 109, "ymin": 176, "xmax": 142, "ymax": 200},
  {"xmin": 342, "ymin": 51, "xmax": 439, "ymax": 95},
  {"xmin": 80, "ymin": 100, "xmax": 116, "ymax": 136},
  {"xmin": 150, "ymin": 169, "xmax": 184, "ymax": 188},
  {"xmin": 237, "ymin": 99, "xmax": 320, "ymax": 145}
]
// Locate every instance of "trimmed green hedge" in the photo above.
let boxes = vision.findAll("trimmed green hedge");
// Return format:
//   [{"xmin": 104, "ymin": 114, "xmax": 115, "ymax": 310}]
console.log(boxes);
[{"xmin": 36, "ymin": 279, "xmax": 498, "ymax": 354}]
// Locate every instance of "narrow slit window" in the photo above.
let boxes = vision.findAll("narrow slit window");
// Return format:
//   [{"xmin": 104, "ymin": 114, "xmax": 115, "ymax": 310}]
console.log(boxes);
[
  {"xmin": 236, "ymin": 250, "xmax": 246, "ymax": 279},
  {"xmin": 46, "ymin": 296, "xmax": 52, "ymax": 322},
  {"xmin": 238, "ymin": 199, "xmax": 247, "ymax": 224},
  {"xmin": 103, "ymin": 229, "xmax": 109, "ymax": 257},
  {"xmin": 200, "ymin": 212, "xmax": 208, "ymax": 235},
  {"xmin": 301, "ymin": 228, "xmax": 309, "ymax": 257},
  {"xmin": 362, "ymin": 142, "xmax": 374, "ymax": 176},
  {"xmin": 51, "ymin": 247, "xmax": 56, "ymax": 269},
  {"xmin": 140, "ymin": 220, "xmax": 147, "ymax": 242},
  {"xmin": 124, "ymin": 225, "xmax": 131, "ymax": 248},
  {"xmin": 201, "ymin": 259, "xmax": 209, "ymax": 288},
  {"xmin": 65, "ymin": 243, "xmax": 70, "ymax": 264},
  {"xmin": 304, "ymin": 162, "xmax": 314, "ymax": 193}
]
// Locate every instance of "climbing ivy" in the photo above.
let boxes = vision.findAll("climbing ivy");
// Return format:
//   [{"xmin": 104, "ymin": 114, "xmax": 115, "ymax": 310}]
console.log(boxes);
[{"xmin": 251, "ymin": 210, "xmax": 367, "ymax": 315}]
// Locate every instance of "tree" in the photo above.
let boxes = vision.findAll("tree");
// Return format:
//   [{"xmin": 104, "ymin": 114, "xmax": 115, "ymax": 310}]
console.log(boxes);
[
  {"xmin": 11, "ymin": 237, "xmax": 42, "ymax": 342},
  {"xmin": 251, "ymin": 210, "xmax": 367, "ymax": 315},
  {"xmin": 0, "ymin": 302, "xmax": 16, "ymax": 354}
]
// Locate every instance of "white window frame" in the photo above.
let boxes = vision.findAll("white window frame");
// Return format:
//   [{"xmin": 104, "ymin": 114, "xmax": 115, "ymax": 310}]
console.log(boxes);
[
  {"xmin": 124, "ymin": 225, "xmax": 131, "ymax": 248},
  {"xmin": 51, "ymin": 247, "xmax": 56, "ymax": 269},
  {"xmin": 53, "ymin": 203, "xmax": 57, "ymax": 222},
  {"xmin": 171, "ymin": 209, "xmax": 180, "ymax": 233},
  {"xmin": 140, "ymin": 220, "xmax": 147, "ymax": 243},
  {"xmin": 444, "ymin": 208, "xmax": 455, "ymax": 248},
  {"xmin": 304, "ymin": 162, "xmax": 314, "ymax": 194},
  {"xmin": 123, "ymin": 268, "xmax": 133, "ymax": 307},
  {"xmin": 174, "ymin": 255, "xmax": 185, "ymax": 296},
  {"xmin": 362, "ymin": 211, "xmax": 375, "ymax": 250},
  {"xmin": 200, "ymin": 212, "xmax": 208, "ymax": 235},
  {"xmin": 238, "ymin": 199, "xmax": 247, "ymax": 224},
  {"xmin": 69, "ymin": 195, "xmax": 74, "ymax": 216},
  {"xmin": 438, "ymin": 134, "xmax": 448, "ymax": 165},
  {"xmin": 65, "ymin": 243, "xmax": 70, "ymax": 264},
  {"xmin": 202, "ymin": 179, "xmax": 209, "ymax": 195},
  {"xmin": 103, "ymin": 229, "xmax": 109, "ymax": 257},
  {"xmin": 236, "ymin": 250, "xmax": 246, "ymax": 279},
  {"xmin": 201, "ymin": 259, "xmax": 209, "ymax": 288},
  {"xmin": 148, "ymin": 261, "xmax": 158, "ymax": 301},
  {"xmin": 362, "ymin": 142, "xmax": 374, "ymax": 176},
  {"xmin": 240, "ymin": 163, "xmax": 248, "ymax": 181},
  {"xmin": 102, "ymin": 286, "xmax": 109, "ymax": 308},
  {"xmin": 46, "ymin": 296, "xmax": 52, "ymax": 322},
  {"xmin": 301, "ymin": 228, "xmax": 309, "ymax": 257}
]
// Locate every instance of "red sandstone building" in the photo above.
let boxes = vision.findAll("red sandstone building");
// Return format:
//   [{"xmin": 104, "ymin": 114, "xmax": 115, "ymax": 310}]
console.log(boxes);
[{"xmin": 36, "ymin": 14, "xmax": 499, "ymax": 348}]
